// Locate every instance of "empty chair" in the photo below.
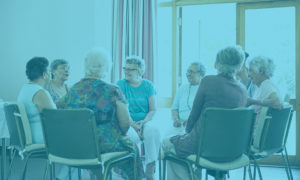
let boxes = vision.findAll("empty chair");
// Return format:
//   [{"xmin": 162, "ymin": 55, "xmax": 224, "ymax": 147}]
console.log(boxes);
[
  {"xmin": 244, "ymin": 106, "xmax": 294, "ymax": 180},
  {"xmin": 4, "ymin": 102, "xmax": 47, "ymax": 180},
  {"xmin": 41, "ymin": 108, "xmax": 136, "ymax": 180},
  {"xmin": 162, "ymin": 108, "xmax": 256, "ymax": 180}
]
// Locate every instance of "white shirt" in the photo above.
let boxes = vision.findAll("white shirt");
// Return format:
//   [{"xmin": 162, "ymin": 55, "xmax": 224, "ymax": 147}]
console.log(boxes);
[
  {"xmin": 171, "ymin": 84, "xmax": 199, "ymax": 122},
  {"xmin": 252, "ymin": 79, "xmax": 282, "ymax": 113}
]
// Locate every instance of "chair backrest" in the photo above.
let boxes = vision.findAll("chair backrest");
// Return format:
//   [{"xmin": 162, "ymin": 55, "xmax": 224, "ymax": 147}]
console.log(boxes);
[
  {"xmin": 4, "ymin": 102, "xmax": 33, "ymax": 149},
  {"xmin": 197, "ymin": 108, "xmax": 255, "ymax": 163},
  {"xmin": 41, "ymin": 109, "xmax": 101, "ymax": 163},
  {"xmin": 253, "ymin": 106, "xmax": 293, "ymax": 153}
]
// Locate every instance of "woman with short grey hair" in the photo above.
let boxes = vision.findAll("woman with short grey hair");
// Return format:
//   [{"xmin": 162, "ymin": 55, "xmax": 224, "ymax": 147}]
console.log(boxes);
[
  {"xmin": 117, "ymin": 56, "xmax": 160, "ymax": 180},
  {"xmin": 85, "ymin": 48, "xmax": 112, "ymax": 78},
  {"xmin": 163, "ymin": 45, "xmax": 248, "ymax": 180},
  {"xmin": 215, "ymin": 45, "xmax": 245, "ymax": 78},
  {"xmin": 247, "ymin": 56, "xmax": 282, "ymax": 127},
  {"xmin": 57, "ymin": 48, "xmax": 144, "ymax": 180}
]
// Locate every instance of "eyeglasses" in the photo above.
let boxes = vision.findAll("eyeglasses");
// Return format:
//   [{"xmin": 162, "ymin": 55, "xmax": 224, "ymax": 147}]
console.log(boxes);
[
  {"xmin": 186, "ymin": 70, "xmax": 200, "ymax": 74},
  {"xmin": 123, "ymin": 67, "xmax": 138, "ymax": 72},
  {"xmin": 57, "ymin": 65, "xmax": 70, "ymax": 71}
]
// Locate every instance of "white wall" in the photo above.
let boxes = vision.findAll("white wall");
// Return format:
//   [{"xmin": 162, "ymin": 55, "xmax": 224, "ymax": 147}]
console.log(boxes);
[{"xmin": 0, "ymin": 0, "xmax": 113, "ymax": 101}]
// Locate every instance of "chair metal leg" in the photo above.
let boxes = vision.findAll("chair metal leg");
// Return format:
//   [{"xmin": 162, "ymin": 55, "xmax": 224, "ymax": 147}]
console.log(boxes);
[
  {"xmin": 187, "ymin": 164, "xmax": 194, "ymax": 180},
  {"xmin": 253, "ymin": 163, "xmax": 256, "ymax": 180},
  {"xmin": 254, "ymin": 160, "xmax": 263, "ymax": 180},
  {"xmin": 243, "ymin": 166, "xmax": 247, "ymax": 180},
  {"xmin": 78, "ymin": 168, "xmax": 82, "ymax": 180},
  {"xmin": 248, "ymin": 164, "xmax": 253, "ymax": 180},
  {"xmin": 283, "ymin": 147, "xmax": 293, "ymax": 180},
  {"xmin": 68, "ymin": 167, "xmax": 72, "ymax": 180},
  {"xmin": 133, "ymin": 156, "xmax": 137, "ymax": 180},
  {"xmin": 159, "ymin": 149, "xmax": 161, "ymax": 180},
  {"xmin": 21, "ymin": 153, "xmax": 32, "ymax": 180},
  {"xmin": 162, "ymin": 159, "xmax": 166, "ymax": 180},
  {"xmin": 5, "ymin": 148, "xmax": 16, "ymax": 180},
  {"xmin": 1, "ymin": 139, "xmax": 7, "ymax": 180},
  {"xmin": 44, "ymin": 161, "xmax": 49, "ymax": 180},
  {"xmin": 205, "ymin": 169, "xmax": 208, "ymax": 180}
]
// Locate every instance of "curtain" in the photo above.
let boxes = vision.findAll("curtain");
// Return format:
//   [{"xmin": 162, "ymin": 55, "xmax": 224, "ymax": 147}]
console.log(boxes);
[{"xmin": 112, "ymin": 0, "xmax": 157, "ymax": 82}]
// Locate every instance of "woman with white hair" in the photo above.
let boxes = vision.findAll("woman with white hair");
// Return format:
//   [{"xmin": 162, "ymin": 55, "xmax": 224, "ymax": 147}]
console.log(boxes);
[
  {"xmin": 162, "ymin": 46, "xmax": 248, "ymax": 180},
  {"xmin": 117, "ymin": 56, "xmax": 160, "ymax": 180},
  {"xmin": 57, "ymin": 48, "xmax": 144, "ymax": 180},
  {"xmin": 247, "ymin": 56, "xmax": 283, "ymax": 122}
]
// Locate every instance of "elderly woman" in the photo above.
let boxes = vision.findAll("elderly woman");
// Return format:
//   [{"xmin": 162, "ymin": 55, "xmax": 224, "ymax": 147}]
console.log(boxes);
[
  {"xmin": 58, "ymin": 49, "xmax": 143, "ymax": 180},
  {"xmin": 162, "ymin": 46, "xmax": 248, "ymax": 180},
  {"xmin": 117, "ymin": 56, "xmax": 160, "ymax": 180},
  {"xmin": 18, "ymin": 57, "xmax": 56, "ymax": 143},
  {"xmin": 45, "ymin": 59, "xmax": 69, "ymax": 103},
  {"xmin": 247, "ymin": 56, "xmax": 283, "ymax": 122},
  {"xmin": 169, "ymin": 62, "xmax": 206, "ymax": 136}
]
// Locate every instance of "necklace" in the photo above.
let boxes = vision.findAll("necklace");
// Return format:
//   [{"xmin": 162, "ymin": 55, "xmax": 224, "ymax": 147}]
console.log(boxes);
[{"xmin": 187, "ymin": 85, "xmax": 192, "ymax": 110}]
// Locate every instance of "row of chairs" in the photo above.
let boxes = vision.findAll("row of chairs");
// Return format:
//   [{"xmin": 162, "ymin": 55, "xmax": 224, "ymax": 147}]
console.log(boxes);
[
  {"xmin": 4, "ymin": 103, "xmax": 136, "ymax": 180},
  {"xmin": 3, "ymin": 102, "xmax": 294, "ymax": 180},
  {"xmin": 160, "ymin": 106, "xmax": 294, "ymax": 180}
]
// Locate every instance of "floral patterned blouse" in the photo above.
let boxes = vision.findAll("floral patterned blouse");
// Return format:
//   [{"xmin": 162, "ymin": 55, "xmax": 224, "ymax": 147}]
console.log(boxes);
[{"xmin": 57, "ymin": 78, "xmax": 133, "ymax": 153}]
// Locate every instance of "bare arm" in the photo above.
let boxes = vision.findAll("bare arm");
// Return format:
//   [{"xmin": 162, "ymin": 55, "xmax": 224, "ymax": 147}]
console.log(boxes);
[
  {"xmin": 141, "ymin": 95, "xmax": 157, "ymax": 124},
  {"xmin": 116, "ymin": 100, "xmax": 130, "ymax": 134},
  {"xmin": 33, "ymin": 90, "xmax": 56, "ymax": 112},
  {"xmin": 247, "ymin": 92, "xmax": 283, "ymax": 109}
]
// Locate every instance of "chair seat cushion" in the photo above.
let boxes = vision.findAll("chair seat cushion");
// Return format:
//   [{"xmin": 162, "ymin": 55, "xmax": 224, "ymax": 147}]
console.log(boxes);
[
  {"xmin": 48, "ymin": 151, "xmax": 129, "ymax": 167},
  {"xmin": 187, "ymin": 154, "xmax": 250, "ymax": 171}
]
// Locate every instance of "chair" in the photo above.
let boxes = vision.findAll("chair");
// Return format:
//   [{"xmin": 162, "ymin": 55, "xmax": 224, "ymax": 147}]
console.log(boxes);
[
  {"xmin": 4, "ymin": 102, "xmax": 48, "ymax": 180},
  {"xmin": 244, "ymin": 106, "xmax": 294, "ymax": 180},
  {"xmin": 162, "ymin": 108, "xmax": 256, "ymax": 180},
  {"xmin": 41, "ymin": 108, "xmax": 136, "ymax": 180}
]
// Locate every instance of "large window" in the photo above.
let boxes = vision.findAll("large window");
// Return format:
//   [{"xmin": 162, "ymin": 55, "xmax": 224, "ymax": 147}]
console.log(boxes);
[
  {"xmin": 181, "ymin": 3, "xmax": 236, "ymax": 84},
  {"xmin": 156, "ymin": 7, "xmax": 172, "ymax": 99}
]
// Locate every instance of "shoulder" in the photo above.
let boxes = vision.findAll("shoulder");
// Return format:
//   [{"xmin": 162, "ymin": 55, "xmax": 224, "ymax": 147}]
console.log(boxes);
[
  {"xmin": 116, "ymin": 79, "xmax": 127, "ymax": 85},
  {"xmin": 199, "ymin": 75, "xmax": 216, "ymax": 85},
  {"xmin": 141, "ymin": 79, "xmax": 155, "ymax": 88},
  {"xmin": 34, "ymin": 89, "xmax": 52, "ymax": 101}
]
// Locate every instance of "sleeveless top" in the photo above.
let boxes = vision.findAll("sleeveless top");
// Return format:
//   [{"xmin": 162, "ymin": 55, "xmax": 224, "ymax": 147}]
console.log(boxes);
[{"xmin": 18, "ymin": 83, "xmax": 55, "ymax": 143}]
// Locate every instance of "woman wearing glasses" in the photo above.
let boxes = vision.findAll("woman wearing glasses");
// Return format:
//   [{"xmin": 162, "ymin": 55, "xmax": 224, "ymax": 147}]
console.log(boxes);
[
  {"xmin": 45, "ymin": 59, "xmax": 70, "ymax": 103},
  {"xmin": 117, "ymin": 56, "xmax": 160, "ymax": 180},
  {"xmin": 168, "ymin": 62, "xmax": 206, "ymax": 136}
]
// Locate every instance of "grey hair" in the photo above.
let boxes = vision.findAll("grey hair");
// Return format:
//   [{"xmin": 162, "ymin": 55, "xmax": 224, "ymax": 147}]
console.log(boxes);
[
  {"xmin": 125, "ymin": 56, "xmax": 146, "ymax": 75},
  {"xmin": 248, "ymin": 56, "xmax": 275, "ymax": 78},
  {"xmin": 215, "ymin": 45, "xmax": 245, "ymax": 78},
  {"xmin": 85, "ymin": 48, "xmax": 111, "ymax": 78},
  {"xmin": 190, "ymin": 62, "xmax": 206, "ymax": 76}
]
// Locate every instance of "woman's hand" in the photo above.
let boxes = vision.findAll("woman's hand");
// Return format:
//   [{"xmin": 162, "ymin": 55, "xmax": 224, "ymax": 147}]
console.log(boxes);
[
  {"xmin": 132, "ymin": 122, "xmax": 144, "ymax": 140},
  {"xmin": 173, "ymin": 119, "xmax": 181, "ymax": 127}
]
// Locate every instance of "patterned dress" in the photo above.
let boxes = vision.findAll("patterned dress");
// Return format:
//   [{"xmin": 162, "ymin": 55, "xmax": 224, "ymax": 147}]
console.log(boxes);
[{"xmin": 57, "ymin": 78, "xmax": 144, "ymax": 179}]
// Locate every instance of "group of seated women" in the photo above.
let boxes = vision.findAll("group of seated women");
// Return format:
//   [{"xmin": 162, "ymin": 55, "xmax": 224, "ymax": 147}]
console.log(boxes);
[{"xmin": 17, "ymin": 45, "xmax": 283, "ymax": 180}]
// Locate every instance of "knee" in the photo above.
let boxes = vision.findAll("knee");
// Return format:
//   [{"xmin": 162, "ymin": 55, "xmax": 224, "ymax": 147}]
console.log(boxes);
[{"xmin": 144, "ymin": 125, "xmax": 160, "ymax": 140}]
